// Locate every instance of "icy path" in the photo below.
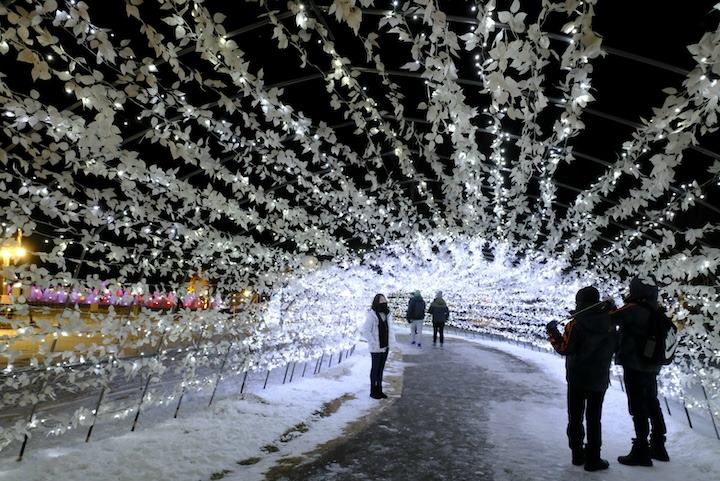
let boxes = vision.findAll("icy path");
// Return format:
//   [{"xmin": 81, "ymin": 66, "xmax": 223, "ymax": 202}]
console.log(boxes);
[{"xmin": 277, "ymin": 337, "xmax": 720, "ymax": 481}]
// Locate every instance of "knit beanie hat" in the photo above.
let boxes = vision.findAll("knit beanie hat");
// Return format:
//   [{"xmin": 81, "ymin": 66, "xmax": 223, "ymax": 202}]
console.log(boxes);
[{"xmin": 574, "ymin": 286, "xmax": 600, "ymax": 312}]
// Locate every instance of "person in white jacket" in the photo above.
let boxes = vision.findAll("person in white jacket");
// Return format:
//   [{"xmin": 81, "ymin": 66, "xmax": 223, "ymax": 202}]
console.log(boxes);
[{"xmin": 361, "ymin": 293, "xmax": 396, "ymax": 399}]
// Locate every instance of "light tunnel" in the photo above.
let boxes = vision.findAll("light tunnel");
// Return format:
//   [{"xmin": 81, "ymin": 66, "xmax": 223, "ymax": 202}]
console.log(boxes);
[{"xmin": 0, "ymin": 0, "xmax": 719, "ymax": 469}]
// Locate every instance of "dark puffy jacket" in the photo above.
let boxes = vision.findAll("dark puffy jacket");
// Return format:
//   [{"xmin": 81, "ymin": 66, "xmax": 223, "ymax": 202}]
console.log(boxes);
[
  {"xmin": 548, "ymin": 307, "xmax": 617, "ymax": 392},
  {"xmin": 611, "ymin": 278, "xmax": 663, "ymax": 373},
  {"xmin": 406, "ymin": 297, "xmax": 426, "ymax": 321},
  {"xmin": 428, "ymin": 298, "xmax": 450, "ymax": 324}
]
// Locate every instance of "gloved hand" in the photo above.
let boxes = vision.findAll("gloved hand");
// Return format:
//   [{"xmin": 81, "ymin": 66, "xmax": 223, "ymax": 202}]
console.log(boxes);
[
  {"xmin": 602, "ymin": 298, "xmax": 617, "ymax": 310},
  {"xmin": 545, "ymin": 320, "xmax": 559, "ymax": 333}
]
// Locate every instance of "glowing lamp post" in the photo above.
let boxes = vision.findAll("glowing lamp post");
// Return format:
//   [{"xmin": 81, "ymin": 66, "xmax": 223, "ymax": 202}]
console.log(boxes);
[{"xmin": 0, "ymin": 230, "xmax": 27, "ymax": 304}]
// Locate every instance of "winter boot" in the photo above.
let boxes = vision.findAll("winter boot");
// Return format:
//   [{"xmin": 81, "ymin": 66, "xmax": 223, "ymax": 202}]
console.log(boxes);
[
  {"xmin": 650, "ymin": 435, "xmax": 670, "ymax": 462},
  {"xmin": 571, "ymin": 447, "xmax": 585, "ymax": 466},
  {"xmin": 618, "ymin": 439, "xmax": 653, "ymax": 467},
  {"xmin": 370, "ymin": 384, "xmax": 382, "ymax": 399},
  {"xmin": 584, "ymin": 445, "xmax": 608, "ymax": 471},
  {"xmin": 584, "ymin": 458, "xmax": 609, "ymax": 472}
]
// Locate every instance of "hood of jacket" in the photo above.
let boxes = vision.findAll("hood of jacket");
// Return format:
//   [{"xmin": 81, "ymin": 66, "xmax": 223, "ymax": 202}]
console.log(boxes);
[{"xmin": 430, "ymin": 297, "xmax": 446, "ymax": 307}]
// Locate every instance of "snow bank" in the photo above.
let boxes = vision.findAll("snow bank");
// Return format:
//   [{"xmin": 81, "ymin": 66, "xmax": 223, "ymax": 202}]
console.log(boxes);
[{"xmin": 0, "ymin": 345, "xmax": 391, "ymax": 481}]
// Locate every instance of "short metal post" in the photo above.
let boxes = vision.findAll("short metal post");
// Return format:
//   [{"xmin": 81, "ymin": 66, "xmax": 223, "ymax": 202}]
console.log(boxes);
[
  {"xmin": 682, "ymin": 400, "xmax": 694, "ymax": 429},
  {"xmin": 131, "ymin": 373, "xmax": 154, "ymax": 432},
  {"xmin": 289, "ymin": 362, "xmax": 297, "ymax": 383},
  {"xmin": 282, "ymin": 363, "xmax": 291, "ymax": 384},
  {"xmin": 263, "ymin": 369, "xmax": 271, "ymax": 389},
  {"xmin": 301, "ymin": 362, "xmax": 308, "ymax": 378},
  {"xmin": 85, "ymin": 387, "xmax": 106, "ymax": 442},
  {"xmin": 663, "ymin": 396, "xmax": 672, "ymax": 416},
  {"xmin": 327, "ymin": 354, "xmax": 333, "ymax": 368},
  {"xmin": 316, "ymin": 354, "xmax": 324, "ymax": 374},
  {"xmin": 18, "ymin": 337, "xmax": 58, "ymax": 461},
  {"xmin": 701, "ymin": 385, "xmax": 720, "ymax": 440},
  {"xmin": 339, "ymin": 350, "xmax": 344, "ymax": 363},
  {"xmin": 173, "ymin": 387, "xmax": 186, "ymax": 419},
  {"xmin": 208, "ymin": 345, "xmax": 233, "ymax": 407},
  {"xmin": 240, "ymin": 371, "xmax": 249, "ymax": 394},
  {"xmin": 131, "ymin": 332, "xmax": 166, "ymax": 432}
]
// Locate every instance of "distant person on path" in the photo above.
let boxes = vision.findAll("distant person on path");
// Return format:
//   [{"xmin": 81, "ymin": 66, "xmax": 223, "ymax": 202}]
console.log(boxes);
[
  {"xmin": 428, "ymin": 291, "xmax": 450, "ymax": 346},
  {"xmin": 361, "ymin": 293, "xmax": 396, "ymax": 399},
  {"xmin": 611, "ymin": 276, "xmax": 670, "ymax": 466},
  {"xmin": 406, "ymin": 291, "xmax": 426, "ymax": 347},
  {"xmin": 546, "ymin": 286, "xmax": 616, "ymax": 472}
]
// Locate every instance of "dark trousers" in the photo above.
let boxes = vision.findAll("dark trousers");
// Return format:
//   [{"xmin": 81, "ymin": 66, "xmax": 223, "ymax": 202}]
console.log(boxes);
[
  {"xmin": 370, "ymin": 350, "xmax": 388, "ymax": 393},
  {"xmin": 623, "ymin": 368, "xmax": 667, "ymax": 442},
  {"xmin": 567, "ymin": 385, "xmax": 606, "ymax": 459},
  {"xmin": 432, "ymin": 323, "xmax": 445, "ymax": 344}
]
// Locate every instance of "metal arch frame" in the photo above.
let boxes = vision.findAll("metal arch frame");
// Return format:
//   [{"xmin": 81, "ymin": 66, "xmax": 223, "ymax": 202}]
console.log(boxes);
[
  {"xmin": 264, "ymin": 68, "xmax": 720, "ymax": 217},
  {"xmin": 5, "ymin": 2, "xmax": 715, "ymax": 234},
  {"xmin": 47, "ymin": 2, "xmax": 717, "ymax": 179},
  {"xmin": 114, "ymin": 5, "xmax": 705, "ymax": 154},
  {"xmin": 271, "ymin": 6, "xmax": 720, "ymax": 216},
  {"xmin": 368, "ymin": 111, "xmax": 714, "ymax": 253},
  {"xmin": 411, "ymin": 185, "xmax": 619, "ymax": 247},
  {"xmin": 357, "ymin": 8, "xmax": 692, "ymax": 76},
  {"xmin": 381, "ymin": 146, "xmax": 667, "ymax": 244},
  {"xmin": 13, "ymin": 0, "xmax": 703, "ymax": 162},
  {"xmin": 0, "ymin": 1, "xmax": 694, "ymax": 78},
  {"xmin": 115, "ymin": 63, "xmax": 720, "ymax": 217},
  {"xmin": 223, "ymin": 5, "xmax": 693, "ymax": 77}
]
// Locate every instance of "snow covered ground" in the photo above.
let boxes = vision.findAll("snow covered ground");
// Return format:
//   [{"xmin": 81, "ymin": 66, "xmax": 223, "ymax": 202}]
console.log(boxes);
[
  {"xmin": 1, "ymin": 330, "xmax": 718, "ymax": 481},
  {"xmin": 0, "ymin": 346, "xmax": 405, "ymax": 481}
]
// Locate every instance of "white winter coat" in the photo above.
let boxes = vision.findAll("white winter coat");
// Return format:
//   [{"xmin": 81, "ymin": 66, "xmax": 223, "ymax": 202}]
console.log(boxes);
[{"xmin": 361, "ymin": 310, "xmax": 397, "ymax": 353}]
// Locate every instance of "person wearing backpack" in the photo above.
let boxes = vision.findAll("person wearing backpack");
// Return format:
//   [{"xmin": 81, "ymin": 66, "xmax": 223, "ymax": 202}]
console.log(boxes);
[
  {"xmin": 546, "ymin": 286, "xmax": 617, "ymax": 472},
  {"xmin": 611, "ymin": 276, "xmax": 671, "ymax": 466},
  {"xmin": 406, "ymin": 291, "xmax": 426, "ymax": 347},
  {"xmin": 428, "ymin": 291, "xmax": 450, "ymax": 346},
  {"xmin": 361, "ymin": 294, "xmax": 397, "ymax": 399}
]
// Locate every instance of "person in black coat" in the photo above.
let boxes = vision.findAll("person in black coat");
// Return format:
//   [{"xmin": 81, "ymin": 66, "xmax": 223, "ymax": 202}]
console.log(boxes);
[
  {"xmin": 546, "ymin": 286, "xmax": 616, "ymax": 472},
  {"xmin": 611, "ymin": 276, "xmax": 669, "ymax": 466},
  {"xmin": 428, "ymin": 291, "xmax": 450, "ymax": 346},
  {"xmin": 406, "ymin": 291, "xmax": 426, "ymax": 347}
]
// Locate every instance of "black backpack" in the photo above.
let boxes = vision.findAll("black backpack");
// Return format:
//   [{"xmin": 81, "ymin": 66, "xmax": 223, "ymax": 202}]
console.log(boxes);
[
  {"xmin": 639, "ymin": 304, "xmax": 678, "ymax": 366},
  {"xmin": 407, "ymin": 299, "xmax": 425, "ymax": 320}
]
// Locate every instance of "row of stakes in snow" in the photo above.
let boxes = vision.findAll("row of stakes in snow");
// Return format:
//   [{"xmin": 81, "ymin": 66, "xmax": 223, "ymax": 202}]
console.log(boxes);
[{"xmin": 8, "ymin": 344, "xmax": 357, "ymax": 462}]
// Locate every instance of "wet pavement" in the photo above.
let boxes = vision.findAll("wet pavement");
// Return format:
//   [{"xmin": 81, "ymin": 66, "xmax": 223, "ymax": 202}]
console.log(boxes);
[{"xmin": 276, "ymin": 338, "xmax": 544, "ymax": 481}]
